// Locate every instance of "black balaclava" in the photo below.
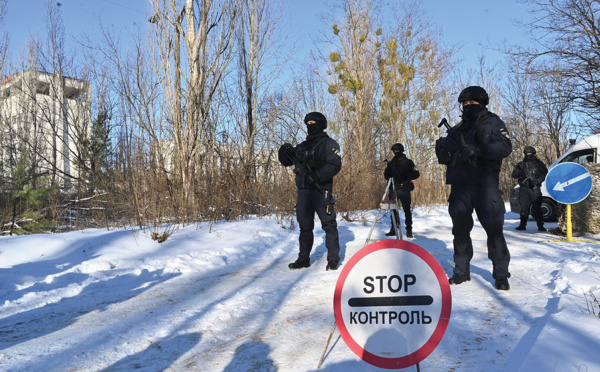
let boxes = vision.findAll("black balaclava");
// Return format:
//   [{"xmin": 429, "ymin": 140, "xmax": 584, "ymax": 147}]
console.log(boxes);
[
  {"xmin": 458, "ymin": 86, "xmax": 489, "ymax": 123},
  {"xmin": 304, "ymin": 112, "xmax": 327, "ymax": 135},
  {"xmin": 524, "ymin": 146, "xmax": 536, "ymax": 161},
  {"xmin": 462, "ymin": 103, "xmax": 485, "ymax": 122}
]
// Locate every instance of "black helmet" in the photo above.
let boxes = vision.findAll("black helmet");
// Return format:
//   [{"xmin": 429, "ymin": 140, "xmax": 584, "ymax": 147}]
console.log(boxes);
[
  {"xmin": 458, "ymin": 86, "xmax": 489, "ymax": 106},
  {"xmin": 524, "ymin": 146, "xmax": 536, "ymax": 155},
  {"xmin": 391, "ymin": 143, "xmax": 404, "ymax": 152},
  {"xmin": 304, "ymin": 112, "xmax": 327, "ymax": 127}
]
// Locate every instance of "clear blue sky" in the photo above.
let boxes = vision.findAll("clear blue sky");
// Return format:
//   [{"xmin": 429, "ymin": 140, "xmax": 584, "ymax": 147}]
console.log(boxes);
[
  {"xmin": 287, "ymin": 0, "xmax": 534, "ymax": 71},
  {"xmin": 2, "ymin": 0, "xmax": 533, "ymax": 73},
  {"xmin": 420, "ymin": 0, "xmax": 533, "ymax": 68},
  {"xmin": 3, "ymin": 0, "xmax": 150, "ymax": 62}
]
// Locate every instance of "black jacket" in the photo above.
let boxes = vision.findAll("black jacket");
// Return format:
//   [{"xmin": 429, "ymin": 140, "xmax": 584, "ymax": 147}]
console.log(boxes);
[
  {"xmin": 436, "ymin": 109, "xmax": 512, "ymax": 186},
  {"xmin": 512, "ymin": 156, "xmax": 548, "ymax": 188},
  {"xmin": 384, "ymin": 153, "xmax": 420, "ymax": 191},
  {"xmin": 278, "ymin": 132, "xmax": 342, "ymax": 190}
]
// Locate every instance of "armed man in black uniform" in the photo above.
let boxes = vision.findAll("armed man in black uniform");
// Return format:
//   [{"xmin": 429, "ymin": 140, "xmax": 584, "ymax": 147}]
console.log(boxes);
[
  {"xmin": 512, "ymin": 146, "xmax": 548, "ymax": 232},
  {"xmin": 435, "ymin": 86, "xmax": 513, "ymax": 290},
  {"xmin": 278, "ymin": 112, "xmax": 342, "ymax": 271},
  {"xmin": 384, "ymin": 143, "xmax": 420, "ymax": 238}
]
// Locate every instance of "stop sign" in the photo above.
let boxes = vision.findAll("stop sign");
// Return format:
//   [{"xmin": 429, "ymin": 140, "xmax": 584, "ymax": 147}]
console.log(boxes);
[{"xmin": 333, "ymin": 239, "xmax": 452, "ymax": 369}]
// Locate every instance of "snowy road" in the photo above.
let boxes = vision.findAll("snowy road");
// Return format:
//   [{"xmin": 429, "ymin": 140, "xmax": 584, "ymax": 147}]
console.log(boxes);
[{"xmin": 1, "ymin": 206, "xmax": 599, "ymax": 371}]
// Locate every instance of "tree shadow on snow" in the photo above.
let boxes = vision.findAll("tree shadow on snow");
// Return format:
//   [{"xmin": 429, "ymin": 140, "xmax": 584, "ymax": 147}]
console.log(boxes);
[
  {"xmin": 403, "ymin": 233, "xmax": 454, "ymax": 278},
  {"xmin": 307, "ymin": 225, "xmax": 352, "ymax": 267},
  {"xmin": 223, "ymin": 340, "xmax": 277, "ymax": 372},
  {"xmin": 0, "ymin": 229, "xmax": 142, "ymax": 303},
  {"xmin": 99, "ymin": 332, "xmax": 202, "ymax": 372},
  {"xmin": 500, "ymin": 296, "xmax": 560, "ymax": 371},
  {"xmin": 336, "ymin": 225, "xmax": 352, "ymax": 264},
  {"xmin": 0, "ymin": 268, "xmax": 180, "ymax": 351}
]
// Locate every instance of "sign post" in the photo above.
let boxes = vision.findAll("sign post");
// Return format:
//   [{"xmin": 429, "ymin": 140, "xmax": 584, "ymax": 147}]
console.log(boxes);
[
  {"xmin": 544, "ymin": 162, "xmax": 594, "ymax": 243},
  {"xmin": 333, "ymin": 240, "xmax": 451, "ymax": 369}
]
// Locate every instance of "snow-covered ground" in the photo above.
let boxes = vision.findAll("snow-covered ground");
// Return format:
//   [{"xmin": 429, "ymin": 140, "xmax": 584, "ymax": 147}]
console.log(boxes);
[{"xmin": 1, "ymin": 204, "xmax": 599, "ymax": 371}]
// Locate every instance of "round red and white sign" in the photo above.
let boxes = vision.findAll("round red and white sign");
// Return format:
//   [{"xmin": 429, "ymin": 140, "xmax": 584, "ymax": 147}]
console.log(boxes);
[{"xmin": 333, "ymin": 240, "xmax": 452, "ymax": 369}]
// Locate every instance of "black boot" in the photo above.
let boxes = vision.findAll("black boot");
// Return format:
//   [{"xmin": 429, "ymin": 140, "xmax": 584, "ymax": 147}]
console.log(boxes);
[
  {"xmin": 288, "ymin": 260, "xmax": 310, "ymax": 270},
  {"xmin": 385, "ymin": 228, "xmax": 396, "ymax": 236},
  {"xmin": 538, "ymin": 224, "xmax": 546, "ymax": 232},
  {"xmin": 495, "ymin": 277, "xmax": 510, "ymax": 290},
  {"xmin": 406, "ymin": 228, "xmax": 413, "ymax": 238},
  {"xmin": 515, "ymin": 215, "xmax": 527, "ymax": 230},
  {"xmin": 448, "ymin": 274, "xmax": 471, "ymax": 285},
  {"xmin": 326, "ymin": 261, "xmax": 339, "ymax": 271}
]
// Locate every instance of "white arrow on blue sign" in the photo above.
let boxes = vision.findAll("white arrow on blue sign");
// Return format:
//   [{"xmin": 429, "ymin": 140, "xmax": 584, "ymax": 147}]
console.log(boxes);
[{"xmin": 546, "ymin": 162, "xmax": 593, "ymax": 205}]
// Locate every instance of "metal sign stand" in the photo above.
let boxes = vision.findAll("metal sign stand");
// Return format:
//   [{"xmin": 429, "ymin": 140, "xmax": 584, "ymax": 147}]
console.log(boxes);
[
  {"xmin": 365, "ymin": 178, "xmax": 402, "ymax": 246},
  {"xmin": 318, "ymin": 179, "xmax": 404, "ymax": 370}
]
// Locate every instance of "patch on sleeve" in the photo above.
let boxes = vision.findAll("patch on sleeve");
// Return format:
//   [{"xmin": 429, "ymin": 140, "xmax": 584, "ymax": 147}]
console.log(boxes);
[
  {"xmin": 332, "ymin": 148, "xmax": 341, "ymax": 157},
  {"xmin": 500, "ymin": 129, "xmax": 510, "ymax": 139}
]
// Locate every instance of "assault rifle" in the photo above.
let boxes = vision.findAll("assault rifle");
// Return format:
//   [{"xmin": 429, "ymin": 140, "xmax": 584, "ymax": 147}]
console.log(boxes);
[
  {"xmin": 436, "ymin": 118, "xmax": 463, "ymax": 167},
  {"xmin": 438, "ymin": 117, "xmax": 451, "ymax": 130},
  {"xmin": 281, "ymin": 145, "xmax": 326, "ymax": 191},
  {"xmin": 520, "ymin": 166, "xmax": 537, "ymax": 189},
  {"xmin": 281, "ymin": 147, "xmax": 314, "ymax": 182},
  {"xmin": 282, "ymin": 146, "xmax": 333, "ymax": 214}
]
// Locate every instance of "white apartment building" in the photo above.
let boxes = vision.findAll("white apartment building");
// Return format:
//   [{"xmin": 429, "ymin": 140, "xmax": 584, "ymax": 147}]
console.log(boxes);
[{"xmin": 0, "ymin": 70, "xmax": 91, "ymax": 186}]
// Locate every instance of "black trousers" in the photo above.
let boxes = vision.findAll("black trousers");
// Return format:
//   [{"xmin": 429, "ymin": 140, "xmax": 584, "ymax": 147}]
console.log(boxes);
[
  {"xmin": 518, "ymin": 186, "xmax": 544, "ymax": 227},
  {"xmin": 448, "ymin": 184, "xmax": 510, "ymax": 279},
  {"xmin": 296, "ymin": 189, "xmax": 340, "ymax": 264},
  {"xmin": 388, "ymin": 189, "xmax": 412, "ymax": 231}
]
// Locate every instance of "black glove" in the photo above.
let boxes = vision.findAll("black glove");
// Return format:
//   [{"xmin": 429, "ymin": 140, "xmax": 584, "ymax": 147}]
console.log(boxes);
[
  {"xmin": 278, "ymin": 143, "xmax": 296, "ymax": 166},
  {"xmin": 460, "ymin": 144, "xmax": 479, "ymax": 160},
  {"xmin": 280, "ymin": 143, "xmax": 295, "ymax": 158},
  {"xmin": 437, "ymin": 135, "xmax": 459, "ymax": 151}
]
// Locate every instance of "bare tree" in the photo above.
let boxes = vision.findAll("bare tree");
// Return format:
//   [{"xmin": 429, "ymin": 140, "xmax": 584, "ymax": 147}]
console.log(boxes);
[
  {"xmin": 91, "ymin": 24, "xmax": 177, "ymax": 230},
  {"xmin": 0, "ymin": 0, "xmax": 8, "ymax": 74},
  {"xmin": 221, "ymin": 0, "xmax": 295, "ymax": 213},
  {"xmin": 149, "ymin": 0, "xmax": 239, "ymax": 222},
  {"xmin": 535, "ymin": 69, "xmax": 576, "ymax": 161},
  {"xmin": 322, "ymin": 0, "xmax": 382, "ymax": 211},
  {"xmin": 503, "ymin": 60, "xmax": 540, "ymax": 155},
  {"xmin": 503, "ymin": 57, "xmax": 576, "ymax": 156},
  {"xmin": 519, "ymin": 0, "xmax": 600, "ymax": 126}
]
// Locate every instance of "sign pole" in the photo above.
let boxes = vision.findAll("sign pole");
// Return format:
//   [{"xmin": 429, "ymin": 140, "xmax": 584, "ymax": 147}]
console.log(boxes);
[
  {"xmin": 317, "ymin": 323, "xmax": 337, "ymax": 369},
  {"xmin": 566, "ymin": 204, "xmax": 572, "ymax": 242}
]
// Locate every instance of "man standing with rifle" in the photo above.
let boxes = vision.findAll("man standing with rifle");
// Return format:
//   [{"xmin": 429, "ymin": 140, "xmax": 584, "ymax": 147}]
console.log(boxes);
[
  {"xmin": 512, "ymin": 146, "xmax": 548, "ymax": 231},
  {"xmin": 384, "ymin": 143, "xmax": 420, "ymax": 238},
  {"xmin": 278, "ymin": 112, "xmax": 342, "ymax": 271},
  {"xmin": 435, "ymin": 86, "xmax": 513, "ymax": 291}
]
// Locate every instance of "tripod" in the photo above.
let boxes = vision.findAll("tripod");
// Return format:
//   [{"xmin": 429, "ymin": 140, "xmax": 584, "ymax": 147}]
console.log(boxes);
[{"xmin": 364, "ymin": 178, "xmax": 402, "ymax": 246}]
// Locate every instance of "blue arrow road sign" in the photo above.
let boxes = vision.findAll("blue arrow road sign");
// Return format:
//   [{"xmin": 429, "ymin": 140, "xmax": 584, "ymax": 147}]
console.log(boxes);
[{"xmin": 546, "ymin": 162, "xmax": 593, "ymax": 204}]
